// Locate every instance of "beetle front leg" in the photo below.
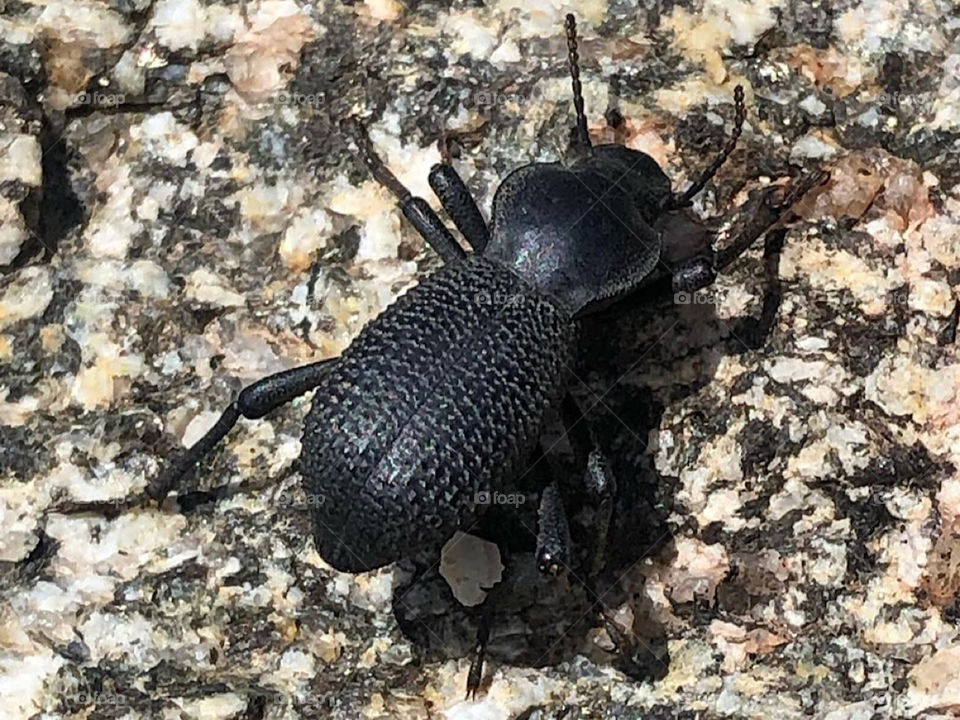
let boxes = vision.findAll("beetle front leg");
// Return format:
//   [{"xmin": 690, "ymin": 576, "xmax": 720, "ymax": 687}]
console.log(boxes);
[
  {"xmin": 428, "ymin": 163, "xmax": 490, "ymax": 252},
  {"xmin": 465, "ymin": 604, "xmax": 491, "ymax": 700},
  {"xmin": 714, "ymin": 169, "xmax": 828, "ymax": 271},
  {"xmin": 341, "ymin": 118, "xmax": 466, "ymax": 264},
  {"xmin": 667, "ymin": 170, "xmax": 829, "ymax": 295}
]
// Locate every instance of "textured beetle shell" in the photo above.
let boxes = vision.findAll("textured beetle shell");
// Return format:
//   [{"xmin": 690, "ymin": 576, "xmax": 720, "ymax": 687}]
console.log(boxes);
[{"xmin": 301, "ymin": 254, "xmax": 578, "ymax": 572}]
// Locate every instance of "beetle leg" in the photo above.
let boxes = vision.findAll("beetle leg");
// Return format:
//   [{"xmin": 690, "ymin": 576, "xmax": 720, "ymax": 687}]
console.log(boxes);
[
  {"xmin": 427, "ymin": 163, "xmax": 490, "ymax": 252},
  {"xmin": 558, "ymin": 395, "xmax": 616, "ymax": 578},
  {"xmin": 149, "ymin": 358, "xmax": 337, "ymax": 500},
  {"xmin": 535, "ymin": 481, "xmax": 572, "ymax": 576},
  {"xmin": 583, "ymin": 448, "xmax": 617, "ymax": 578},
  {"xmin": 51, "ymin": 359, "xmax": 335, "ymax": 514},
  {"xmin": 554, "ymin": 397, "xmax": 670, "ymax": 674},
  {"xmin": 341, "ymin": 117, "xmax": 466, "ymax": 264},
  {"xmin": 713, "ymin": 169, "xmax": 827, "ymax": 271},
  {"xmin": 667, "ymin": 173, "xmax": 827, "ymax": 293},
  {"xmin": 465, "ymin": 605, "xmax": 491, "ymax": 700},
  {"xmin": 726, "ymin": 227, "xmax": 787, "ymax": 350}
]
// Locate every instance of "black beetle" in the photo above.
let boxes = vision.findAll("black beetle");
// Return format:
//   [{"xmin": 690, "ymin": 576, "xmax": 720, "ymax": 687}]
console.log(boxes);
[{"xmin": 68, "ymin": 13, "xmax": 821, "ymax": 697}]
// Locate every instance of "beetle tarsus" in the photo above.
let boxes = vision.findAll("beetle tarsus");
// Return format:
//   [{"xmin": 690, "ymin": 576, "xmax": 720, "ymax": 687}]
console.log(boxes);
[
  {"xmin": 339, "ymin": 117, "xmax": 410, "ymax": 200},
  {"xmin": 465, "ymin": 611, "xmax": 491, "ymax": 699},
  {"xmin": 49, "ymin": 494, "xmax": 153, "ymax": 517},
  {"xmin": 148, "ymin": 402, "xmax": 242, "ymax": 501}
]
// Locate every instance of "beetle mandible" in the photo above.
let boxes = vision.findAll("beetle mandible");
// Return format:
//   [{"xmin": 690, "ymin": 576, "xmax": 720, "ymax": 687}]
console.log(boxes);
[{"xmin": 143, "ymin": 13, "xmax": 819, "ymax": 697}]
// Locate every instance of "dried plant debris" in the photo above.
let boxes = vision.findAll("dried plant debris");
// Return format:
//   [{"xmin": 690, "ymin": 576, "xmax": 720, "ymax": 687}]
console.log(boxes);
[{"xmin": 1, "ymin": 1, "xmax": 959, "ymax": 719}]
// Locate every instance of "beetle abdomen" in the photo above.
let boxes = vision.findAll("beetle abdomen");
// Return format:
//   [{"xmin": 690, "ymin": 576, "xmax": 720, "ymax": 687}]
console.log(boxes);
[{"xmin": 301, "ymin": 254, "xmax": 578, "ymax": 572}]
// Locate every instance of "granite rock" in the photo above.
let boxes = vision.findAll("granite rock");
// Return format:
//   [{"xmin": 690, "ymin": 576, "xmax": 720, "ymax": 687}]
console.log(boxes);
[{"xmin": 1, "ymin": 1, "xmax": 959, "ymax": 719}]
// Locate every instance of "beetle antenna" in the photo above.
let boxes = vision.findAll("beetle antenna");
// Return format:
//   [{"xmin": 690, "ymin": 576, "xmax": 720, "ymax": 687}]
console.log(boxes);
[
  {"xmin": 673, "ymin": 84, "xmax": 746, "ymax": 208},
  {"xmin": 564, "ymin": 13, "xmax": 591, "ymax": 150}
]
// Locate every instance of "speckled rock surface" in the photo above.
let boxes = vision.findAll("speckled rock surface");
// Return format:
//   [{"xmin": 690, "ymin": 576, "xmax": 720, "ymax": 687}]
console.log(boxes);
[{"xmin": 2, "ymin": 1, "xmax": 960, "ymax": 719}]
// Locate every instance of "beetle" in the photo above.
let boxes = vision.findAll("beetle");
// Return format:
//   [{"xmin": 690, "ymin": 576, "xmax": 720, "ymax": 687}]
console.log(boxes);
[{"xmin": 69, "ymin": 13, "xmax": 821, "ymax": 697}]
